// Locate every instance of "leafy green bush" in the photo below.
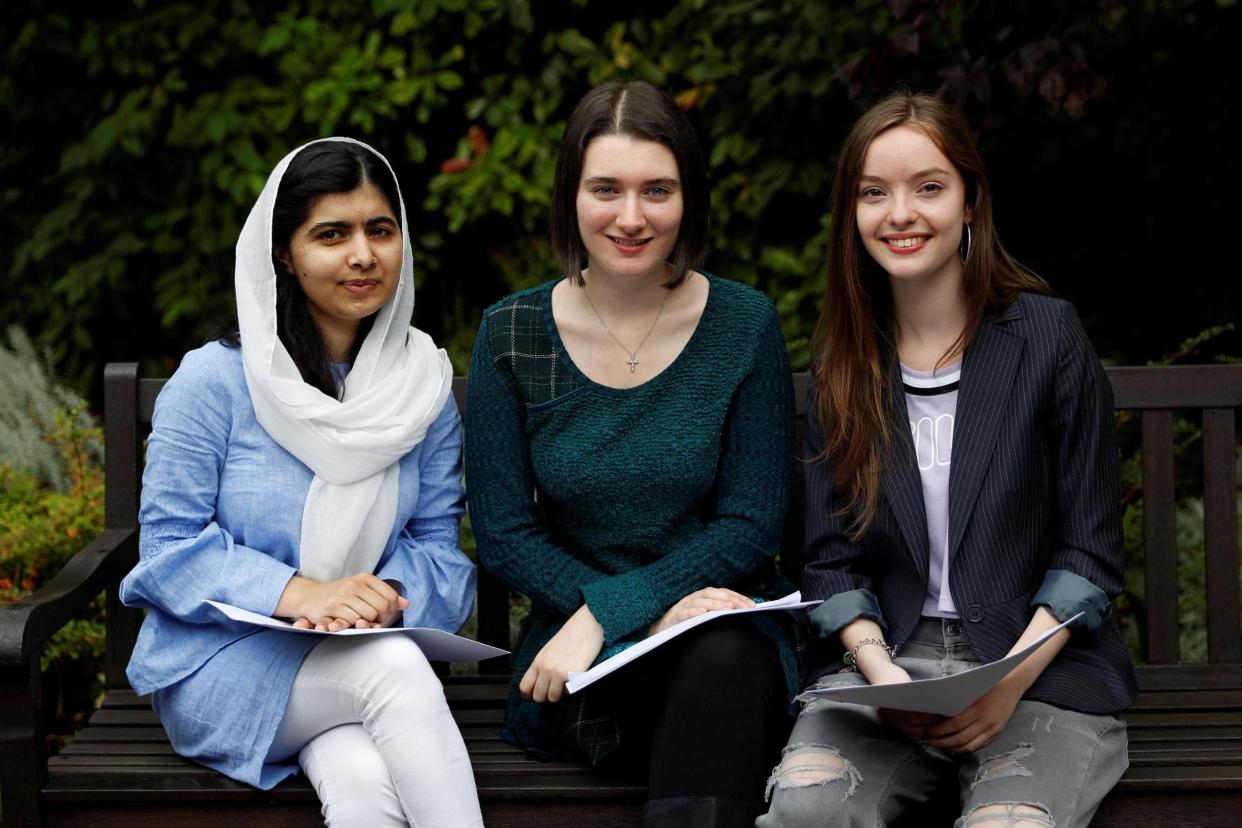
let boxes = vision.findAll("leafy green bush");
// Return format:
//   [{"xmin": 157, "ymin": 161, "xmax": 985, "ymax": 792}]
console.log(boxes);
[
  {"xmin": 0, "ymin": 328, "xmax": 107, "ymax": 737},
  {"xmin": 0, "ymin": 327, "xmax": 104, "ymax": 493}
]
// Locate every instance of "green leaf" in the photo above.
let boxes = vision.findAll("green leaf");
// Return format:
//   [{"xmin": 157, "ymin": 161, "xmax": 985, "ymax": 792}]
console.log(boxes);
[
  {"xmin": 257, "ymin": 24, "xmax": 292, "ymax": 55},
  {"xmin": 436, "ymin": 70, "xmax": 463, "ymax": 90}
]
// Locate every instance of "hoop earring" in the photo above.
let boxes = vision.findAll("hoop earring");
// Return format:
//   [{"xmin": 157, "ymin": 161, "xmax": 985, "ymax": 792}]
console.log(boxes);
[{"xmin": 960, "ymin": 223, "xmax": 972, "ymax": 265}]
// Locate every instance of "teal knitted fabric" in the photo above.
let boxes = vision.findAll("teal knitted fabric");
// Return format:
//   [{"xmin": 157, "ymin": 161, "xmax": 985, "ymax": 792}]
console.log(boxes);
[{"xmin": 464, "ymin": 274, "xmax": 797, "ymax": 756}]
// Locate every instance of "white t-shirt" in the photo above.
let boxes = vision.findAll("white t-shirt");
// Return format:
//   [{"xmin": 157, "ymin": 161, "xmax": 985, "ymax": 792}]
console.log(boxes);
[{"xmin": 902, "ymin": 361, "xmax": 961, "ymax": 619}]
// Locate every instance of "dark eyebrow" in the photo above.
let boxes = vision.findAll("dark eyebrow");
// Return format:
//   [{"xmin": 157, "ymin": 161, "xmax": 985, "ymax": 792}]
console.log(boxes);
[
  {"xmin": 859, "ymin": 167, "xmax": 953, "ymax": 184},
  {"xmin": 306, "ymin": 215, "xmax": 397, "ymax": 233},
  {"xmin": 582, "ymin": 176, "xmax": 680, "ymax": 187}
]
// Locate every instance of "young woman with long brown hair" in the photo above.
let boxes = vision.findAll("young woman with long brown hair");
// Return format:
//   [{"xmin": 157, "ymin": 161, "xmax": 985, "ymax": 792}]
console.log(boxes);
[{"xmin": 759, "ymin": 93, "xmax": 1137, "ymax": 827}]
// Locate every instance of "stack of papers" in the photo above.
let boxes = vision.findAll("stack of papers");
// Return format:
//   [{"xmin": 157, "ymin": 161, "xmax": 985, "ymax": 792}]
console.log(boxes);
[
  {"xmin": 204, "ymin": 600, "xmax": 509, "ymax": 662},
  {"xmin": 801, "ymin": 612, "xmax": 1082, "ymax": 716},
  {"xmin": 567, "ymin": 591, "xmax": 820, "ymax": 694}
]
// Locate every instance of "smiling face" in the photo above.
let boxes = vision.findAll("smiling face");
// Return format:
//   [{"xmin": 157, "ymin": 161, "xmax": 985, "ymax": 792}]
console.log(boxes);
[
  {"xmin": 278, "ymin": 181, "xmax": 401, "ymax": 348},
  {"xmin": 855, "ymin": 125, "xmax": 973, "ymax": 288},
  {"xmin": 575, "ymin": 134, "xmax": 684, "ymax": 283}
]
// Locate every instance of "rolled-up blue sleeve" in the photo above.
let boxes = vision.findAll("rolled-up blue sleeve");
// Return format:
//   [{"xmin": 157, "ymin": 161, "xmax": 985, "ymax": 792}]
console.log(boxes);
[{"xmin": 1032, "ymin": 569, "xmax": 1112, "ymax": 639}]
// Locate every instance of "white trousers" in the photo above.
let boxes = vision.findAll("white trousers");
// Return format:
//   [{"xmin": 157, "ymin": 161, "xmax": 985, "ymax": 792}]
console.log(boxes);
[{"xmin": 267, "ymin": 635, "xmax": 483, "ymax": 827}]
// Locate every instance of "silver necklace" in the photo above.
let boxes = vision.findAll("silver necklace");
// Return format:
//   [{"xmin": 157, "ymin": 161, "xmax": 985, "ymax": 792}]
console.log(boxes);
[{"xmin": 581, "ymin": 286, "xmax": 670, "ymax": 373}]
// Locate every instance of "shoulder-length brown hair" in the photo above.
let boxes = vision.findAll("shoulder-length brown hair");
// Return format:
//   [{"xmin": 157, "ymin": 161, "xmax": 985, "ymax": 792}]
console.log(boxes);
[
  {"xmin": 550, "ymin": 79, "xmax": 709, "ymax": 288},
  {"xmin": 814, "ymin": 91, "xmax": 1049, "ymax": 537}
]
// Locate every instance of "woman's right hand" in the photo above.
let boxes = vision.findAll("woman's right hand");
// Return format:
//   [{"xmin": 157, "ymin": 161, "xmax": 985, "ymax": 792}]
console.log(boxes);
[
  {"xmin": 520, "ymin": 603, "xmax": 605, "ymax": 703},
  {"xmin": 867, "ymin": 663, "xmax": 945, "ymax": 741},
  {"xmin": 277, "ymin": 573, "xmax": 409, "ymax": 632},
  {"xmin": 648, "ymin": 587, "xmax": 754, "ymax": 636}
]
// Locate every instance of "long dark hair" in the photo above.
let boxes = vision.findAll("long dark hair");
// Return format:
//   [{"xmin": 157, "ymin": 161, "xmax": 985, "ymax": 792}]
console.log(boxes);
[
  {"xmin": 813, "ymin": 92, "xmax": 1049, "ymax": 537},
  {"xmin": 218, "ymin": 140, "xmax": 403, "ymax": 397},
  {"xmin": 549, "ymin": 79, "xmax": 709, "ymax": 288}
]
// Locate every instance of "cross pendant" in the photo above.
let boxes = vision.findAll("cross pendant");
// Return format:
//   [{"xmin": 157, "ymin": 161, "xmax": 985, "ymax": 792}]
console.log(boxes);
[{"xmin": 626, "ymin": 354, "xmax": 639, "ymax": 373}]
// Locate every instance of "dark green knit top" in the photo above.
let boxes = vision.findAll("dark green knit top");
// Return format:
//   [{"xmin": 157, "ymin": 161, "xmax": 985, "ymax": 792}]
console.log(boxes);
[{"xmin": 464, "ymin": 274, "xmax": 797, "ymax": 755}]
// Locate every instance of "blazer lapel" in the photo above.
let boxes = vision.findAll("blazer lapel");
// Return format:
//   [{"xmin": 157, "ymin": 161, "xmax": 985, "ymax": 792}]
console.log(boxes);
[
  {"xmin": 882, "ymin": 360, "xmax": 931, "ymax": 584},
  {"xmin": 946, "ymin": 302, "xmax": 1026, "ymax": 562}
]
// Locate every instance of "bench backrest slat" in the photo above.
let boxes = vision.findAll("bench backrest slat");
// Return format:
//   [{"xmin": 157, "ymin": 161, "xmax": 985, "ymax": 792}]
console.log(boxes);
[
  {"xmin": 1141, "ymin": 409, "xmax": 1180, "ymax": 664},
  {"xmin": 1202, "ymin": 408, "xmax": 1241, "ymax": 663},
  {"xmin": 105, "ymin": 364, "xmax": 141, "ymax": 531},
  {"xmin": 1108, "ymin": 365, "xmax": 1242, "ymax": 408},
  {"xmin": 103, "ymin": 363, "xmax": 143, "ymax": 690},
  {"xmin": 108, "ymin": 364, "xmax": 1242, "ymax": 671}
]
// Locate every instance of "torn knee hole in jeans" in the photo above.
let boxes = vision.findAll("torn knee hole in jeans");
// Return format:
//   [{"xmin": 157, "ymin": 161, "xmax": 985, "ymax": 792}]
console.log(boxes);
[
  {"xmin": 957, "ymin": 801, "xmax": 1054, "ymax": 827},
  {"xmin": 764, "ymin": 743, "xmax": 863, "ymax": 802},
  {"xmin": 795, "ymin": 682, "xmax": 854, "ymax": 712},
  {"xmin": 972, "ymin": 742, "xmax": 1035, "ymax": 788}
]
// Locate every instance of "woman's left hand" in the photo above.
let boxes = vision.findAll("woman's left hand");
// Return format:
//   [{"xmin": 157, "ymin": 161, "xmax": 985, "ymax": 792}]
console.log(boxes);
[
  {"xmin": 648, "ymin": 587, "xmax": 754, "ymax": 636},
  {"xmin": 921, "ymin": 675, "xmax": 1025, "ymax": 753}
]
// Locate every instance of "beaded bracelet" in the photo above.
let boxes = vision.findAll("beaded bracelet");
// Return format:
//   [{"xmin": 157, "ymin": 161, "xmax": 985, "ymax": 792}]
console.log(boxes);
[{"xmin": 843, "ymin": 637, "xmax": 895, "ymax": 668}]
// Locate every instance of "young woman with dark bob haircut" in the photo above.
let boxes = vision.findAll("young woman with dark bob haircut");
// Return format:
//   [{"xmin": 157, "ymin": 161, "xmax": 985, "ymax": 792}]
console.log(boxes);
[
  {"xmin": 465, "ymin": 79, "xmax": 799, "ymax": 826},
  {"xmin": 758, "ymin": 92, "xmax": 1137, "ymax": 827},
  {"xmin": 121, "ymin": 139, "xmax": 484, "ymax": 827}
]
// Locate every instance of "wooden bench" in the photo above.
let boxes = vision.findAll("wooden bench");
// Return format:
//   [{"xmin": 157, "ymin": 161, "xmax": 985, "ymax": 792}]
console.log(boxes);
[{"xmin": 2, "ymin": 363, "xmax": 1239, "ymax": 826}]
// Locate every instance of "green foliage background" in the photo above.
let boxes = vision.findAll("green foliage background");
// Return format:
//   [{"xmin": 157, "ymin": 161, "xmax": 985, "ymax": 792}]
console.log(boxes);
[{"xmin": 5, "ymin": 0, "xmax": 1238, "ymax": 388}]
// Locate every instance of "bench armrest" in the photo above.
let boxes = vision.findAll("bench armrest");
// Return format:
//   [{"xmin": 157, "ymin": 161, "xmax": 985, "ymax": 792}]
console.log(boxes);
[{"xmin": 0, "ymin": 527, "xmax": 137, "ymax": 667}]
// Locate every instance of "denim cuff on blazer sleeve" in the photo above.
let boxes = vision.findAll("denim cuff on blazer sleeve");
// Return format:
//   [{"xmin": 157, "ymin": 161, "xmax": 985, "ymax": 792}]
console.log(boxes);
[
  {"xmin": 807, "ymin": 588, "xmax": 887, "ymax": 640},
  {"xmin": 1032, "ymin": 569, "xmax": 1112, "ymax": 640}
]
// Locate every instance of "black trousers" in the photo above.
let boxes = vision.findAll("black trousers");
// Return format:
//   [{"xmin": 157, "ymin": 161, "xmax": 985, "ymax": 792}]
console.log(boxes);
[{"xmin": 585, "ymin": 618, "xmax": 792, "ymax": 828}]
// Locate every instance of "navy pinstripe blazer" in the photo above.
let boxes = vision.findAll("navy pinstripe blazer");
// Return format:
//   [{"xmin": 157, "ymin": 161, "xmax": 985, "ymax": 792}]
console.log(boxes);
[{"xmin": 802, "ymin": 292, "xmax": 1138, "ymax": 715}]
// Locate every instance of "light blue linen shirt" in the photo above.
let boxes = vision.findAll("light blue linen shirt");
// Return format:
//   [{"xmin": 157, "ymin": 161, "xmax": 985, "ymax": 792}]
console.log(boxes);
[{"xmin": 120, "ymin": 340, "xmax": 476, "ymax": 789}]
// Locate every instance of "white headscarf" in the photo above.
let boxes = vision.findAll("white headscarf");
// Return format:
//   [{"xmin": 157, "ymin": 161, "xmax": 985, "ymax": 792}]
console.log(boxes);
[{"xmin": 235, "ymin": 137, "xmax": 452, "ymax": 583}]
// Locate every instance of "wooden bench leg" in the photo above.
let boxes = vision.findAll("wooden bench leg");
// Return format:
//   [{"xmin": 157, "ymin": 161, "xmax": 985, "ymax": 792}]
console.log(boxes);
[{"xmin": 0, "ymin": 659, "xmax": 45, "ymax": 827}]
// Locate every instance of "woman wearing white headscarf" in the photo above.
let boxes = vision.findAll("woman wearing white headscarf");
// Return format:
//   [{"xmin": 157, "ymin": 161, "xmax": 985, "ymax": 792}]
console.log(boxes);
[{"xmin": 120, "ymin": 138, "xmax": 484, "ymax": 827}]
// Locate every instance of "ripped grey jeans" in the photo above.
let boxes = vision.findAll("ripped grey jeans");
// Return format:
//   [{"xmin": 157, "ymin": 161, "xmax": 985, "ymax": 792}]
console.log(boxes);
[{"xmin": 757, "ymin": 618, "xmax": 1128, "ymax": 828}]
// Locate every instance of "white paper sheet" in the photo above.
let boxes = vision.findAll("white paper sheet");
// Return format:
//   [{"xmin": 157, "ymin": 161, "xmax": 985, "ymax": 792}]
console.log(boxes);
[
  {"xmin": 204, "ymin": 600, "xmax": 509, "ymax": 662},
  {"xmin": 800, "ymin": 612, "xmax": 1084, "ymax": 717},
  {"xmin": 566, "ymin": 591, "xmax": 821, "ymax": 694}
]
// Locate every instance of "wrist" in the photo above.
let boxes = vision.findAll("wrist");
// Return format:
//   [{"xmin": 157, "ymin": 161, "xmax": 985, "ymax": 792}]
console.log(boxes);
[
  {"xmin": 276, "ymin": 575, "xmax": 315, "ymax": 619},
  {"xmin": 574, "ymin": 603, "xmax": 605, "ymax": 638},
  {"xmin": 844, "ymin": 637, "xmax": 895, "ymax": 671},
  {"xmin": 998, "ymin": 666, "xmax": 1036, "ymax": 699},
  {"xmin": 864, "ymin": 660, "xmax": 909, "ymax": 685}
]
